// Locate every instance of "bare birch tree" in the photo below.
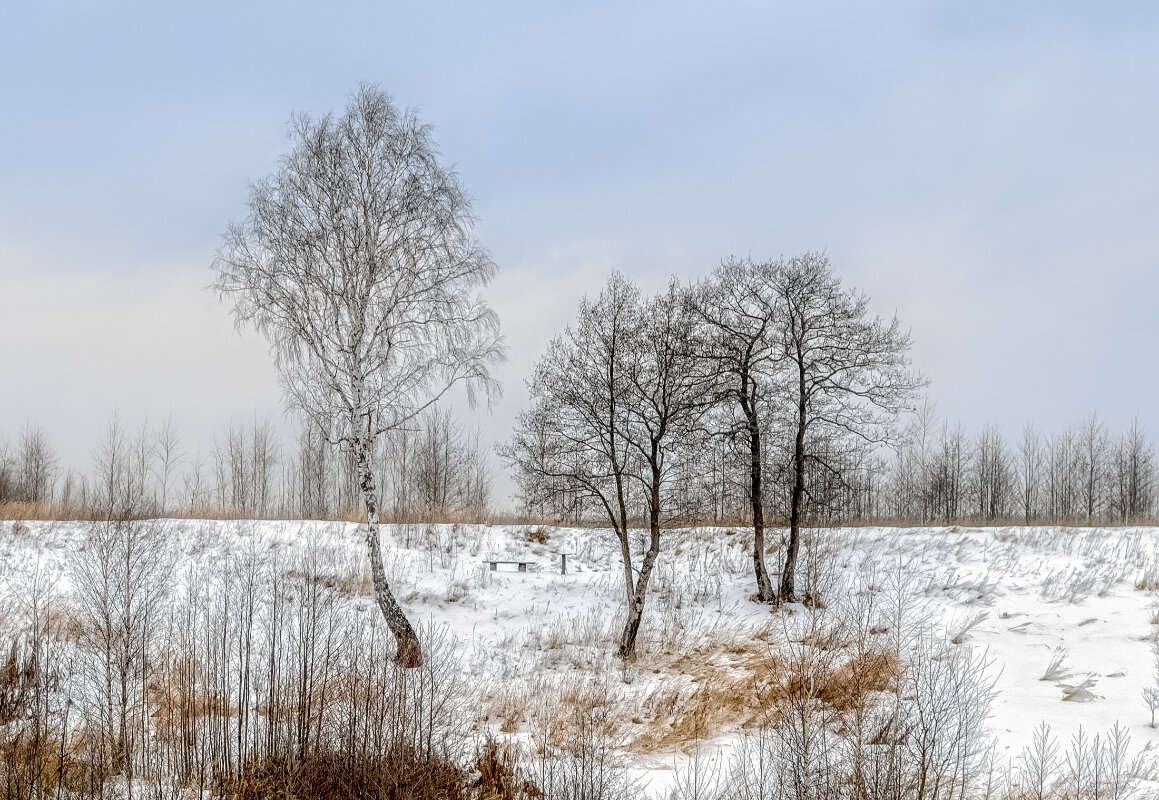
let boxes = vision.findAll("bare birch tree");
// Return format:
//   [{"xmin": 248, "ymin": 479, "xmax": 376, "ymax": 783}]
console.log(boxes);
[{"xmin": 213, "ymin": 85, "xmax": 504, "ymax": 667}]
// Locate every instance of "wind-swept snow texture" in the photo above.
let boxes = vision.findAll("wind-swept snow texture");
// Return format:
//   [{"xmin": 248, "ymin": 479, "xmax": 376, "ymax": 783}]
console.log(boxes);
[{"xmin": 2, "ymin": 520, "xmax": 1158, "ymax": 795}]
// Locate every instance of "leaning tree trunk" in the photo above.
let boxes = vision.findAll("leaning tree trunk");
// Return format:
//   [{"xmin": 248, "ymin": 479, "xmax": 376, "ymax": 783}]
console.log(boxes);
[
  {"xmin": 355, "ymin": 436, "xmax": 422, "ymax": 668},
  {"xmin": 618, "ymin": 529, "xmax": 660, "ymax": 662},
  {"xmin": 618, "ymin": 473, "xmax": 662, "ymax": 662}
]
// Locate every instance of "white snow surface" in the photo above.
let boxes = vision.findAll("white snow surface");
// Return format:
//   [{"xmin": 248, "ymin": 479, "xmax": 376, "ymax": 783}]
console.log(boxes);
[{"xmin": 2, "ymin": 519, "xmax": 1159, "ymax": 795}]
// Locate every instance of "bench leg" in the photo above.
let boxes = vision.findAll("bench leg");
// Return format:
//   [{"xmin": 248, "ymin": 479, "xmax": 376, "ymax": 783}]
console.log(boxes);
[
  {"xmin": 490, "ymin": 562, "xmax": 497, "ymax": 571},
  {"xmin": 518, "ymin": 563, "xmax": 527, "ymax": 572}
]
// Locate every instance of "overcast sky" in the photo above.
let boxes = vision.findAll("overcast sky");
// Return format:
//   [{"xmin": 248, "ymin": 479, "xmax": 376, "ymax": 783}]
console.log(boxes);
[{"xmin": 2, "ymin": 2, "xmax": 1158, "ymax": 506}]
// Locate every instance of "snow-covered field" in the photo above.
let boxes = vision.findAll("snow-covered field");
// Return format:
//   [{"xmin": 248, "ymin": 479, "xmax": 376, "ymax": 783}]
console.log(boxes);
[{"xmin": 2, "ymin": 518, "xmax": 1158, "ymax": 796}]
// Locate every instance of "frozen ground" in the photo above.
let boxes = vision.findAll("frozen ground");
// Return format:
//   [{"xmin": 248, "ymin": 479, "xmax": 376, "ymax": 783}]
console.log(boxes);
[{"xmin": 2, "ymin": 519, "xmax": 1158, "ymax": 794}]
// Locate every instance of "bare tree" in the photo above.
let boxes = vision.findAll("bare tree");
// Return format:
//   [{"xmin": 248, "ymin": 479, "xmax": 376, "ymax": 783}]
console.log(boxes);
[
  {"xmin": 1110, "ymin": 417, "xmax": 1154, "ymax": 524},
  {"xmin": 295, "ymin": 422, "xmax": 333, "ymax": 518},
  {"xmin": 616, "ymin": 279, "xmax": 710, "ymax": 658},
  {"xmin": 504, "ymin": 273, "xmax": 638, "ymax": 650},
  {"xmin": 414, "ymin": 407, "xmax": 462, "ymax": 515},
  {"xmin": 182, "ymin": 451, "xmax": 207, "ymax": 513},
  {"xmin": 0, "ymin": 437, "xmax": 14, "ymax": 503},
  {"xmin": 1077, "ymin": 413, "xmax": 1108, "ymax": 525},
  {"xmin": 16, "ymin": 421, "xmax": 57, "ymax": 505},
  {"xmin": 1047, "ymin": 426, "xmax": 1078, "ymax": 523},
  {"xmin": 974, "ymin": 423, "xmax": 1014, "ymax": 521},
  {"xmin": 1018, "ymin": 422, "xmax": 1043, "ymax": 524},
  {"xmin": 213, "ymin": 85, "xmax": 504, "ymax": 667},
  {"xmin": 772, "ymin": 253, "xmax": 922, "ymax": 602},
  {"xmin": 248, "ymin": 415, "xmax": 279, "ymax": 517},
  {"xmin": 696, "ymin": 257, "xmax": 784, "ymax": 602},
  {"xmin": 505, "ymin": 274, "xmax": 707, "ymax": 660},
  {"xmin": 891, "ymin": 399, "xmax": 938, "ymax": 523},
  {"xmin": 153, "ymin": 416, "xmax": 183, "ymax": 514},
  {"xmin": 71, "ymin": 518, "xmax": 173, "ymax": 778},
  {"xmin": 92, "ymin": 413, "xmax": 130, "ymax": 519}
]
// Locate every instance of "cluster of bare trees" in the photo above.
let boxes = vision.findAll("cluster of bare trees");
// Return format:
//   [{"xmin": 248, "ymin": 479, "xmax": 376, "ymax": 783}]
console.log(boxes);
[
  {"xmin": 505, "ymin": 254, "xmax": 922, "ymax": 656},
  {"xmin": 884, "ymin": 410, "xmax": 1156, "ymax": 526},
  {"xmin": 508, "ymin": 398, "xmax": 1155, "ymax": 536},
  {"xmin": 0, "ymin": 410, "xmax": 494, "ymax": 522},
  {"xmin": 0, "ymin": 423, "xmax": 61, "ymax": 506},
  {"xmin": 0, "ymin": 522, "xmax": 471, "ymax": 800}
]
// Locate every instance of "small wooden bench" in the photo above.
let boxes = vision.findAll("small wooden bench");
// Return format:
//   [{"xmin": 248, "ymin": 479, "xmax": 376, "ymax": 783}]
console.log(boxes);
[
  {"xmin": 486, "ymin": 554, "xmax": 575, "ymax": 574},
  {"xmin": 486, "ymin": 559, "xmax": 530, "ymax": 572}
]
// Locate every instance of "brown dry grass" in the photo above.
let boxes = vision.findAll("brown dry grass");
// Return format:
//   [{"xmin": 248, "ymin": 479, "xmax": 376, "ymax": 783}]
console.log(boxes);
[
  {"xmin": 0, "ymin": 730, "xmax": 109, "ymax": 800},
  {"xmin": 284, "ymin": 565, "xmax": 374, "ymax": 598},
  {"xmin": 146, "ymin": 659, "xmax": 234, "ymax": 741},
  {"xmin": 474, "ymin": 739, "xmax": 539, "ymax": 799},
  {"xmin": 523, "ymin": 526, "xmax": 550, "ymax": 545},
  {"xmin": 629, "ymin": 636, "xmax": 900, "ymax": 754},
  {"xmin": 631, "ymin": 640, "xmax": 782, "ymax": 753},
  {"xmin": 230, "ymin": 749, "xmax": 472, "ymax": 800},
  {"xmin": 797, "ymin": 650, "xmax": 899, "ymax": 713},
  {"xmin": 0, "ymin": 501, "xmax": 92, "ymax": 522},
  {"xmin": 0, "ymin": 643, "xmax": 36, "ymax": 725}
]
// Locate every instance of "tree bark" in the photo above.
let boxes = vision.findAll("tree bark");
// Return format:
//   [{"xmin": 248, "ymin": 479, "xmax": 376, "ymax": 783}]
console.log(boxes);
[
  {"xmin": 618, "ymin": 530, "xmax": 661, "ymax": 662},
  {"xmin": 780, "ymin": 366, "xmax": 807, "ymax": 603},
  {"xmin": 739, "ymin": 372, "xmax": 775, "ymax": 603},
  {"xmin": 356, "ymin": 435, "xmax": 422, "ymax": 668},
  {"xmin": 750, "ymin": 424, "xmax": 775, "ymax": 602},
  {"xmin": 618, "ymin": 470, "xmax": 662, "ymax": 662}
]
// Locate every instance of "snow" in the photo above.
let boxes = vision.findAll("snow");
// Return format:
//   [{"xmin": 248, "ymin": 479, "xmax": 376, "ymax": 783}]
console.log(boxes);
[{"xmin": 2, "ymin": 518, "xmax": 1158, "ymax": 795}]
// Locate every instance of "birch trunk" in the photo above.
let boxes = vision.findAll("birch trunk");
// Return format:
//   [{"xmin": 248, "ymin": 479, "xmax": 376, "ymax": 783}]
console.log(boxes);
[{"xmin": 355, "ymin": 434, "xmax": 422, "ymax": 668}]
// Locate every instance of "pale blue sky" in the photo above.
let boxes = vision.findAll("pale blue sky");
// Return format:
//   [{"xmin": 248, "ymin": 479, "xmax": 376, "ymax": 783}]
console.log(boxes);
[{"xmin": 2, "ymin": 2, "xmax": 1158, "ymax": 501}]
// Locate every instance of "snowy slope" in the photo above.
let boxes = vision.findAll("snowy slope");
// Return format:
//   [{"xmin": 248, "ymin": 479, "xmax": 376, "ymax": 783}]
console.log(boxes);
[{"xmin": 2, "ymin": 519, "xmax": 1158, "ymax": 795}]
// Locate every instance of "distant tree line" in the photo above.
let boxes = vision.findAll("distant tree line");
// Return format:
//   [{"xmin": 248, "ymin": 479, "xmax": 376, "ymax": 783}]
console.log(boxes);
[
  {"xmin": 2, "ymin": 407, "xmax": 1153, "ymax": 531},
  {"xmin": 0, "ymin": 408, "xmax": 493, "ymax": 521},
  {"xmin": 516, "ymin": 407, "xmax": 1157, "ymax": 529}
]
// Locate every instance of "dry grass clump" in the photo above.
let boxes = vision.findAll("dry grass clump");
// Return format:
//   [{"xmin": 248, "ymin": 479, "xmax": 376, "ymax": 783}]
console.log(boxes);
[
  {"xmin": 486, "ymin": 678, "xmax": 536, "ymax": 734},
  {"xmin": 228, "ymin": 749, "xmax": 472, "ymax": 800},
  {"xmin": 474, "ymin": 739, "xmax": 540, "ymax": 799},
  {"xmin": 284, "ymin": 565, "xmax": 374, "ymax": 597},
  {"xmin": 627, "ymin": 626, "xmax": 900, "ymax": 755},
  {"xmin": 0, "ymin": 732, "xmax": 109, "ymax": 800},
  {"xmin": 0, "ymin": 643, "xmax": 37, "ymax": 725},
  {"xmin": 146, "ymin": 658, "xmax": 235, "ymax": 741},
  {"xmin": 0, "ymin": 501, "xmax": 92, "ymax": 522},
  {"xmin": 1136, "ymin": 574, "xmax": 1159, "ymax": 591},
  {"xmin": 814, "ymin": 650, "xmax": 899, "ymax": 712},
  {"xmin": 523, "ymin": 526, "xmax": 550, "ymax": 545}
]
